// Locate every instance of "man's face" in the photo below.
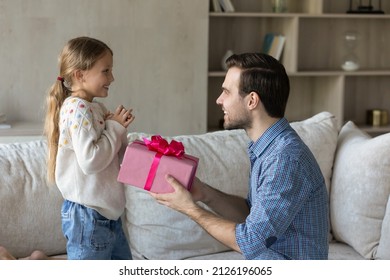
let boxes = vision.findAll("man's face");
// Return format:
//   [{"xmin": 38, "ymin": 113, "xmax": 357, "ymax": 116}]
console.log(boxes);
[{"xmin": 216, "ymin": 67, "xmax": 251, "ymax": 130}]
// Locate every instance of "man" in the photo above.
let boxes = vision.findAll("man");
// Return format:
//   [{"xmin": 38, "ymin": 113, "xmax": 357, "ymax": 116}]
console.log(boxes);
[{"xmin": 151, "ymin": 53, "xmax": 329, "ymax": 260}]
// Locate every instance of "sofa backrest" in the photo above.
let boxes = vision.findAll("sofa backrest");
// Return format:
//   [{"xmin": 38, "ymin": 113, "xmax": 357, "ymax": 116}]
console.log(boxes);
[
  {"xmin": 0, "ymin": 111, "xmax": 341, "ymax": 259},
  {"xmin": 0, "ymin": 140, "xmax": 66, "ymax": 258}
]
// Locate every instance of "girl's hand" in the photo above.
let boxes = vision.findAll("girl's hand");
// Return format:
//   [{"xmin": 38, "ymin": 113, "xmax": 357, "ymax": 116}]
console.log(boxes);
[
  {"xmin": 107, "ymin": 105, "xmax": 135, "ymax": 128},
  {"xmin": 104, "ymin": 111, "xmax": 113, "ymax": 120}
]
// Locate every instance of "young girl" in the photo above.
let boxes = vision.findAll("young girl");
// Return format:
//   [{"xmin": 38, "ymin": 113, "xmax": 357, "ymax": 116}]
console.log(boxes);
[{"xmin": 44, "ymin": 36, "xmax": 135, "ymax": 260}]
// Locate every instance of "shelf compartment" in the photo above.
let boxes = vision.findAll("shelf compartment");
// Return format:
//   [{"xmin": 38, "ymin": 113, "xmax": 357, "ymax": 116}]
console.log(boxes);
[
  {"xmin": 216, "ymin": 0, "xmax": 390, "ymax": 14},
  {"xmin": 286, "ymin": 76, "xmax": 344, "ymax": 127},
  {"xmin": 217, "ymin": 0, "xmax": 323, "ymax": 14},
  {"xmin": 298, "ymin": 17, "xmax": 390, "ymax": 72},
  {"xmin": 208, "ymin": 16, "xmax": 297, "ymax": 72},
  {"xmin": 323, "ymin": 0, "xmax": 390, "ymax": 14},
  {"xmin": 343, "ymin": 76, "xmax": 390, "ymax": 127}
]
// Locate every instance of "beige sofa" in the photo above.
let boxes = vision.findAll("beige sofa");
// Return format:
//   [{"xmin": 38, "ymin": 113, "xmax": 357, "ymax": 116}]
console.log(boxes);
[{"xmin": 1, "ymin": 112, "xmax": 389, "ymax": 260}]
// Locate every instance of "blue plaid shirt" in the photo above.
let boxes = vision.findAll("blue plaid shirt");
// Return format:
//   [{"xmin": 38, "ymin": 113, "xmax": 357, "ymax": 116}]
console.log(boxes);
[{"xmin": 236, "ymin": 118, "xmax": 329, "ymax": 259}]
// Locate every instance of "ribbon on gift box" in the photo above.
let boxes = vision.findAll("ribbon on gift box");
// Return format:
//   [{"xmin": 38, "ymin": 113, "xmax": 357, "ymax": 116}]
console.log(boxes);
[
  {"xmin": 142, "ymin": 135, "xmax": 185, "ymax": 191},
  {"xmin": 143, "ymin": 135, "xmax": 185, "ymax": 158}
]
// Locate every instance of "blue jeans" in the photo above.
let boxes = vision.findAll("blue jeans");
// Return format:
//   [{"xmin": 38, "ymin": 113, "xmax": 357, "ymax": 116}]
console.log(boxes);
[{"xmin": 61, "ymin": 200, "xmax": 132, "ymax": 260}]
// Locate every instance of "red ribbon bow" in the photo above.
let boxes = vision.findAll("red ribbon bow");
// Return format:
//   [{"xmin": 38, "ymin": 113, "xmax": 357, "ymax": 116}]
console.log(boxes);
[
  {"xmin": 143, "ymin": 135, "xmax": 185, "ymax": 158},
  {"xmin": 141, "ymin": 135, "xmax": 185, "ymax": 191}
]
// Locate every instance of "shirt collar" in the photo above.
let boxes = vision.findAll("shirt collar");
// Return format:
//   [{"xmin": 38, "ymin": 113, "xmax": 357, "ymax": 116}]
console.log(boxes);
[{"xmin": 248, "ymin": 118, "xmax": 289, "ymax": 159}]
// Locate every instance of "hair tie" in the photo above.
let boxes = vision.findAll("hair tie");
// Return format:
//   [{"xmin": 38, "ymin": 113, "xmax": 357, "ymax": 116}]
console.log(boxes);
[{"xmin": 57, "ymin": 76, "xmax": 64, "ymax": 82}]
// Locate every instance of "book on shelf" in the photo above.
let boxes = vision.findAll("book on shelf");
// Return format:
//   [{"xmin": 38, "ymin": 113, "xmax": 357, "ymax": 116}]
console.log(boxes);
[
  {"xmin": 261, "ymin": 33, "xmax": 275, "ymax": 54},
  {"xmin": 262, "ymin": 33, "xmax": 286, "ymax": 61},
  {"xmin": 268, "ymin": 34, "xmax": 285, "ymax": 60},
  {"xmin": 211, "ymin": 0, "xmax": 222, "ymax": 12},
  {"xmin": 218, "ymin": 0, "xmax": 235, "ymax": 12}
]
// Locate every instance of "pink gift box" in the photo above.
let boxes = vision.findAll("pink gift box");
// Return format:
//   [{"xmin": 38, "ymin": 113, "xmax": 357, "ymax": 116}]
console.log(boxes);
[{"xmin": 117, "ymin": 137, "xmax": 199, "ymax": 194}]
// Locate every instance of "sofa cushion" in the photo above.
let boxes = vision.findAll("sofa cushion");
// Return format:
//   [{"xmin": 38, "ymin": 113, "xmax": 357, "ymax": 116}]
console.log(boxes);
[
  {"xmin": 328, "ymin": 241, "xmax": 364, "ymax": 260},
  {"xmin": 290, "ymin": 111, "xmax": 338, "ymax": 195},
  {"xmin": 123, "ymin": 111, "xmax": 338, "ymax": 259},
  {"xmin": 330, "ymin": 121, "xmax": 390, "ymax": 259},
  {"xmin": 377, "ymin": 196, "xmax": 390, "ymax": 259},
  {"xmin": 0, "ymin": 140, "xmax": 66, "ymax": 258}
]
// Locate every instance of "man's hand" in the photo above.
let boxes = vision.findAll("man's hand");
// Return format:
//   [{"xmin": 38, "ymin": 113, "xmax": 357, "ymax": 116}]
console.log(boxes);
[
  {"xmin": 150, "ymin": 175, "xmax": 241, "ymax": 252},
  {"xmin": 150, "ymin": 174, "xmax": 198, "ymax": 215}
]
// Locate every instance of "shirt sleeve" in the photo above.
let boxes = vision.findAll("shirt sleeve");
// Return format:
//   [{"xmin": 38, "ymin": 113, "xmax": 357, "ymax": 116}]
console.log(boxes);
[
  {"xmin": 67, "ymin": 99, "xmax": 127, "ymax": 175},
  {"xmin": 236, "ymin": 153, "xmax": 313, "ymax": 259}
]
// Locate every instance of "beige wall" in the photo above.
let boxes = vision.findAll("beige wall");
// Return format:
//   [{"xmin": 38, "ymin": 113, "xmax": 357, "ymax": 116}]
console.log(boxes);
[{"xmin": 0, "ymin": 0, "xmax": 209, "ymax": 135}]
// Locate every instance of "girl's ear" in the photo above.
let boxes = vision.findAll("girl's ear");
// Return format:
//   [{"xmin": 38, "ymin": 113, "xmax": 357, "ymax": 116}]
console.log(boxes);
[
  {"xmin": 73, "ymin": 69, "xmax": 84, "ymax": 83},
  {"xmin": 247, "ymin": 91, "xmax": 259, "ymax": 110}
]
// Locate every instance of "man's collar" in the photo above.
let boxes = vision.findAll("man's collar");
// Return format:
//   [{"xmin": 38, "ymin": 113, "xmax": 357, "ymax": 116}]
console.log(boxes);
[{"xmin": 248, "ymin": 118, "xmax": 289, "ymax": 158}]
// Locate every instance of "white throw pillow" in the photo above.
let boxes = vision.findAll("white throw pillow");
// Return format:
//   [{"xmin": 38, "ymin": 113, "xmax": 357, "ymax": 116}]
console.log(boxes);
[
  {"xmin": 330, "ymin": 121, "xmax": 390, "ymax": 259},
  {"xmin": 376, "ymin": 196, "xmax": 390, "ymax": 259},
  {"xmin": 290, "ymin": 111, "xmax": 338, "ymax": 195},
  {"xmin": 123, "ymin": 111, "xmax": 338, "ymax": 259}
]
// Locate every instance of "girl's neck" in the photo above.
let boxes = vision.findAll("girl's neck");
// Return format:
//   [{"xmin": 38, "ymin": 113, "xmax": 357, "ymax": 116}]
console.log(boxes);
[{"xmin": 71, "ymin": 90, "xmax": 93, "ymax": 102}]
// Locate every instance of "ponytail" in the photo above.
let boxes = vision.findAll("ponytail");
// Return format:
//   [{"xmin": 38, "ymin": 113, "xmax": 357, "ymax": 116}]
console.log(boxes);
[{"xmin": 44, "ymin": 78, "xmax": 69, "ymax": 184}]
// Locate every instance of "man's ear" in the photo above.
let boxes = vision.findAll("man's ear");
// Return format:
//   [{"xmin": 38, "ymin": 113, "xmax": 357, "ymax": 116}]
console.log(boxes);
[{"xmin": 247, "ymin": 91, "xmax": 260, "ymax": 110}]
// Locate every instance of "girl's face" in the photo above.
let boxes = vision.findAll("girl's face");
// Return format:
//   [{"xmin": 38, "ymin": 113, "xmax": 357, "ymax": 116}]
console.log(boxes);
[{"xmin": 72, "ymin": 50, "xmax": 114, "ymax": 102}]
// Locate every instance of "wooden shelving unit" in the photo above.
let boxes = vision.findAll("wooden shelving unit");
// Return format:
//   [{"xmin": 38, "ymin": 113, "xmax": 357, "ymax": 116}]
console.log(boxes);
[{"xmin": 207, "ymin": 0, "xmax": 390, "ymax": 135}]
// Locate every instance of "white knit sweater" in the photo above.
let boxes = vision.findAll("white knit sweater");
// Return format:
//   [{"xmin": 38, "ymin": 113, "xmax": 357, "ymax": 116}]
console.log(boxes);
[{"xmin": 55, "ymin": 97, "xmax": 128, "ymax": 220}]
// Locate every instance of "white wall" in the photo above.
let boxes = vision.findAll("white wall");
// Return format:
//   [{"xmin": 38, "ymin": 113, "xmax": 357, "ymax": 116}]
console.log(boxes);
[{"xmin": 0, "ymin": 0, "xmax": 209, "ymax": 135}]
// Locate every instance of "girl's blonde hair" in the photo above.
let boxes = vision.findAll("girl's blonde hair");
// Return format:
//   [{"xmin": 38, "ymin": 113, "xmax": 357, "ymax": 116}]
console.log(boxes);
[{"xmin": 44, "ymin": 36, "xmax": 113, "ymax": 184}]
